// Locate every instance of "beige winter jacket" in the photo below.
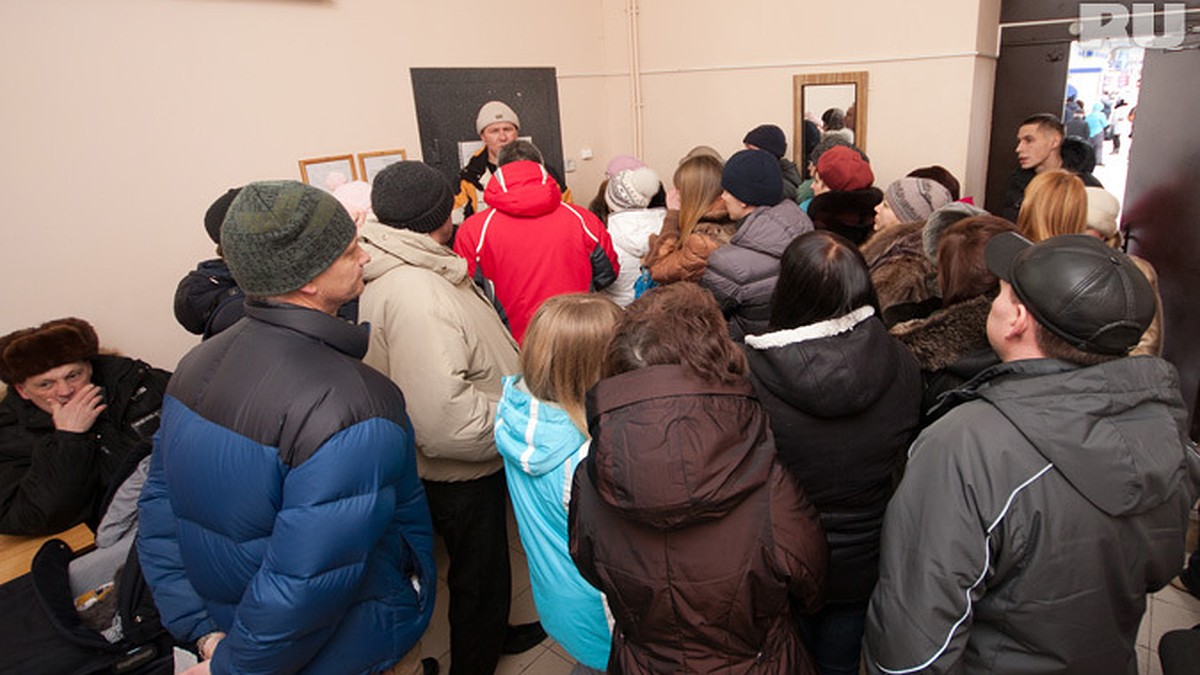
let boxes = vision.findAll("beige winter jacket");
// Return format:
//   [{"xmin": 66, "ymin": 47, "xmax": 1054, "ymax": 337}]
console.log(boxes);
[{"xmin": 359, "ymin": 220, "xmax": 519, "ymax": 482}]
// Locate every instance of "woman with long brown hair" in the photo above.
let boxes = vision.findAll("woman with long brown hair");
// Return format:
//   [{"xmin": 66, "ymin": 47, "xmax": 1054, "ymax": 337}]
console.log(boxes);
[{"xmin": 642, "ymin": 152, "xmax": 738, "ymax": 284}]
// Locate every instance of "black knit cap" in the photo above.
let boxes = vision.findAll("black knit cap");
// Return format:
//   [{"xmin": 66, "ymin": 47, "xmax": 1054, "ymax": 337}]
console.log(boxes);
[
  {"xmin": 221, "ymin": 180, "xmax": 356, "ymax": 297},
  {"xmin": 204, "ymin": 187, "xmax": 242, "ymax": 244},
  {"xmin": 743, "ymin": 124, "xmax": 787, "ymax": 158},
  {"xmin": 722, "ymin": 149, "xmax": 783, "ymax": 207},
  {"xmin": 371, "ymin": 161, "xmax": 454, "ymax": 233}
]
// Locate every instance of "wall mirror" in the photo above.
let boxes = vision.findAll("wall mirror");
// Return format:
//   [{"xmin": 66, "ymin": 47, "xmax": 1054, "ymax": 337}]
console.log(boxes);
[{"xmin": 793, "ymin": 71, "xmax": 869, "ymax": 168}]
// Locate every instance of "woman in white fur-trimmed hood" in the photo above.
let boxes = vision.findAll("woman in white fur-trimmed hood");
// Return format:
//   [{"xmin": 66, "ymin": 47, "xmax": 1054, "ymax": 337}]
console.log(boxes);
[{"xmin": 743, "ymin": 230, "xmax": 922, "ymax": 675}]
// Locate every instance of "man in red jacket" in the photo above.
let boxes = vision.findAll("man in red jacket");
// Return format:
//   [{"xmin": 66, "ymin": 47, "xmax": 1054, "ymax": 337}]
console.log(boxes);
[{"xmin": 454, "ymin": 140, "xmax": 619, "ymax": 343}]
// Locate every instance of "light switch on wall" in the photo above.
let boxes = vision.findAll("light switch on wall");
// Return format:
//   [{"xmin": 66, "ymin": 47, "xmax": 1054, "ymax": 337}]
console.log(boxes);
[{"xmin": 565, "ymin": 159, "xmax": 577, "ymax": 172}]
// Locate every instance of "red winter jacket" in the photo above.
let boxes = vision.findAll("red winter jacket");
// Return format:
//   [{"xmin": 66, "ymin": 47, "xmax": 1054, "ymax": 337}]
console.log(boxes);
[{"xmin": 454, "ymin": 161, "xmax": 618, "ymax": 343}]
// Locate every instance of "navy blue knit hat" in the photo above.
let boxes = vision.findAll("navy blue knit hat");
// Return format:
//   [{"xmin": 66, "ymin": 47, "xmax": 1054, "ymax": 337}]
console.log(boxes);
[
  {"xmin": 743, "ymin": 124, "xmax": 787, "ymax": 158},
  {"xmin": 721, "ymin": 149, "xmax": 783, "ymax": 207}
]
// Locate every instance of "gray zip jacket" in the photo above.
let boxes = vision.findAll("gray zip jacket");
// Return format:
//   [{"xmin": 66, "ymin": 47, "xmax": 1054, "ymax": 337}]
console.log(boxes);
[{"xmin": 865, "ymin": 357, "xmax": 1200, "ymax": 674}]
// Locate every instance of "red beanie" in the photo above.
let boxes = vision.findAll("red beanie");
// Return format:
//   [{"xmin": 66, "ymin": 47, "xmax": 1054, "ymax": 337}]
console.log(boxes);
[{"xmin": 817, "ymin": 146, "xmax": 874, "ymax": 192}]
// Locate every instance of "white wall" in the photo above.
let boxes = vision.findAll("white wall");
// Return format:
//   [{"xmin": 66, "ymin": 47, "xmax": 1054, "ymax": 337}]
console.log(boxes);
[{"xmin": 0, "ymin": 0, "xmax": 1000, "ymax": 369}]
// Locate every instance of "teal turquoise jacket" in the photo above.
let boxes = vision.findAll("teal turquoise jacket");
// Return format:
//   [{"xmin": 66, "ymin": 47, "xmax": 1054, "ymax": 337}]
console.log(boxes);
[{"xmin": 494, "ymin": 376, "xmax": 611, "ymax": 670}]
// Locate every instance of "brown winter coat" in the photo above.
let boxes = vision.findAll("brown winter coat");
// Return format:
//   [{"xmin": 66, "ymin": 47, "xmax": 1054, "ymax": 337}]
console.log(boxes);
[
  {"xmin": 644, "ymin": 207, "xmax": 737, "ymax": 284},
  {"xmin": 569, "ymin": 364, "xmax": 828, "ymax": 675},
  {"xmin": 889, "ymin": 294, "xmax": 999, "ymax": 421},
  {"xmin": 860, "ymin": 222, "xmax": 939, "ymax": 325}
]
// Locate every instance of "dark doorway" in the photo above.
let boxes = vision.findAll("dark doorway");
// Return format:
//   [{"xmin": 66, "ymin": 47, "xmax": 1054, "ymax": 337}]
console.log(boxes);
[{"xmin": 986, "ymin": 1, "xmax": 1200, "ymax": 432}]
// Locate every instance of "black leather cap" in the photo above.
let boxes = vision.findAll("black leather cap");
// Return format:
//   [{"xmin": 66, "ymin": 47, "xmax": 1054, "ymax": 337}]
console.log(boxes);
[{"xmin": 985, "ymin": 232, "xmax": 1155, "ymax": 355}]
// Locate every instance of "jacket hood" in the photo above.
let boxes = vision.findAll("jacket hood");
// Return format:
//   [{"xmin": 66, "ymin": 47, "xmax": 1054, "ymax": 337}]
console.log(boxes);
[
  {"xmin": 732, "ymin": 199, "xmax": 813, "ymax": 258},
  {"xmin": 745, "ymin": 308, "xmax": 900, "ymax": 417},
  {"xmin": 584, "ymin": 364, "xmax": 774, "ymax": 529},
  {"xmin": 978, "ymin": 357, "xmax": 1191, "ymax": 517},
  {"xmin": 607, "ymin": 208, "xmax": 666, "ymax": 258},
  {"xmin": 360, "ymin": 220, "xmax": 468, "ymax": 285},
  {"xmin": 494, "ymin": 376, "xmax": 587, "ymax": 477},
  {"xmin": 483, "ymin": 160, "xmax": 563, "ymax": 218}
]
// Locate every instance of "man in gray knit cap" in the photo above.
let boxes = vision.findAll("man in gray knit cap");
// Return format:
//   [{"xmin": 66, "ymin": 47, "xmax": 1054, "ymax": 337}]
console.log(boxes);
[{"xmin": 138, "ymin": 180, "xmax": 436, "ymax": 675}]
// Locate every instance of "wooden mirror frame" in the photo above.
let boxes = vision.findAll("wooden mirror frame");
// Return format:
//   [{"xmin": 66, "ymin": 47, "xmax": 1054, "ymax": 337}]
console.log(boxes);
[{"xmin": 793, "ymin": 71, "xmax": 869, "ymax": 166}]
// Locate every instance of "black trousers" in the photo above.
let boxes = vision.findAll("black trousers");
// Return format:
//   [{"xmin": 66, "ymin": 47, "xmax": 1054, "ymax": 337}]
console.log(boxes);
[{"xmin": 423, "ymin": 472, "xmax": 512, "ymax": 675}]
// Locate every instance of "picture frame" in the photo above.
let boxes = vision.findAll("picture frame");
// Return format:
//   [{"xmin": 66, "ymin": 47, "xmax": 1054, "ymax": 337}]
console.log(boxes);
[
  {"xmin": 357, "ymin": 149, "xmax": 408, "ymax": 185},
  {"xmin": 298, "ymin": 154, "xmax": 358, "ymax": 193}
]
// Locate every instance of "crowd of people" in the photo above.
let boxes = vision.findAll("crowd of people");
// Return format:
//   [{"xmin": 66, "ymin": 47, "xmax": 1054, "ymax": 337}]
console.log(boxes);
[{"xmin": 1, "ymin": 99, "xmax": 1198, "ymax": 675}]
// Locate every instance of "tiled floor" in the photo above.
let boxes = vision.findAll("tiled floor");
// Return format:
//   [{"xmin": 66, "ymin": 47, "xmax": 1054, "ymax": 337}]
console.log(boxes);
[
  {"xmin": 418, "ymin": 508, "xmax": 1200, "ymax": 675},
  {"xmin": 418, "ymin": 507, "xmax": 578, "ymax": 675}
]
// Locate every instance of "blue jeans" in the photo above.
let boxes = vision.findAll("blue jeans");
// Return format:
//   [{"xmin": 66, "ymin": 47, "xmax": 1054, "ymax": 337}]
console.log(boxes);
[{"xmin": 797, "ymin": 602, "xmax": 868, "ymax": 675}]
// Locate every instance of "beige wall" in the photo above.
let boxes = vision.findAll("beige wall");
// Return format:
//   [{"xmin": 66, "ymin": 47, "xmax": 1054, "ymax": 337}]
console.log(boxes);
[{"xmin": 0, "ymin": 0, "xmax": 999, "ymax": 370}]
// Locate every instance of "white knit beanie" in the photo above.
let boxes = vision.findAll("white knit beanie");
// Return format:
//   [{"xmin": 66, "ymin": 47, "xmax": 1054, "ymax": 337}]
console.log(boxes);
[
  {"xmin": 476, "ymin": 101, "xmax": 520, "ymax": 134},
  {"xmin": 606, "ymin": 167, "xmax": 661, "ymax": 212}
]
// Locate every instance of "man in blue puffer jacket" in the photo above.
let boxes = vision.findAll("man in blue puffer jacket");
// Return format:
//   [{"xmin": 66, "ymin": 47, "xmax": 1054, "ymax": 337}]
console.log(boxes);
[{"xmin": 138, "ymin": 180, "xmax": 436, "ymax": 675}]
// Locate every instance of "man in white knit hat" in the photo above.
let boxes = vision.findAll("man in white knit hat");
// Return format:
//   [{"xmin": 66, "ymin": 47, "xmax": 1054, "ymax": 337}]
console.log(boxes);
[{"xmin": 454, "ymin": 100, "xmax": 572, "ymax": 223}]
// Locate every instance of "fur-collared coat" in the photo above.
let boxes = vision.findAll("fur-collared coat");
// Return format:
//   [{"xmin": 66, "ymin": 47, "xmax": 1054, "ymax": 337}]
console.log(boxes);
[
  {"xmin": 860, "ymin": 222, "xmax": 940, "ymax": 326},
  {"xmin": 889, "ymin": 294, "xmax": 999, "ymax": 421}
]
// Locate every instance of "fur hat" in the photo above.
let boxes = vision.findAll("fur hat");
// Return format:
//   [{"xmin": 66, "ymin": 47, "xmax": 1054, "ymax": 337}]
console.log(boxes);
[
  {"xmin": 476, "ymin": 100, "xmax": 520, "ymax": 134},
  {"xmin": 816, "ymin": 146, "xmax": 874, "ymax": 192},
  {"xmin": 221, "ymin": 180, "xmax": 357, "ymax": 296},
  {"xmin": 922, "ymin": 201, "xmax": 989, "ymax": 261},
  {"xmin": 743, "ymin": 124, "xmax": 787, "ymax": 158},
  {"xmin": 204, "ymin": 188, "xmax": 242, "ymax": 244},
  {"xmin": 721, "ymin": 149, "xmax": 783, "ymax": 207},
  {"xmin": 606, "ymin": 167, "xmax": 661, "ymax": 212},
  {"xmin": 0, "ymin": 318, "xmax": 99, "ymax": 385},
  {"xmin": 1084, "ymin": 187, "xmax": 1121, "ymax": 240},
  {"xmin": 371, "ymin": 161, "xmax": 454, "ymax": 233},
  {"xmin": 605, "ymin": 155, "xmax": 647, "ymax": 179},
  {"xmin": 885, "ymin": 177, "xmax": 953, "ymax": 223}
]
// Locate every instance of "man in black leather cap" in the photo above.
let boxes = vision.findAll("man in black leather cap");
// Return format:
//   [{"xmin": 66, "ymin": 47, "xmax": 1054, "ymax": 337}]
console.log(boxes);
[{"xmin": 865, "ymin": 233, "xmax": 1200, "ymax": 674}]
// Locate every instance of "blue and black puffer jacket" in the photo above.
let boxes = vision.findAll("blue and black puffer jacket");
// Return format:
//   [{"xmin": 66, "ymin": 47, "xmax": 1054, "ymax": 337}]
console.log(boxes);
[{"xmin": 137, "ymin": 301, "xmax": 435, "ymax": 675}]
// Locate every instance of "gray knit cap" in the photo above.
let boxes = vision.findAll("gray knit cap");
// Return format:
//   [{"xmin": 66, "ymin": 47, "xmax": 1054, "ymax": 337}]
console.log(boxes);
[
  {"xmin": 221, "ymin": 180, "xmax": 356, "ymax": 296},
  {"xmin": 371, "ymin": 161, "xmax": 454, "ymax": 233},
  {"xmin": 884, "ymin": 177, "xmax": 953, "ymax": 224},
  {"xmin": 922, "ymin": 201, "xmax": 988, "ymax": 261}
]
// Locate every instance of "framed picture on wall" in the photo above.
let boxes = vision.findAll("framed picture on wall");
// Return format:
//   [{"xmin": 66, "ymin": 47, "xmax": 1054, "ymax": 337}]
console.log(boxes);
[
  {"xmin": 357, "ymin": 149, "xmax": 407, "ymax": 184},
  {"xmin": 298, "ymin": 154, "xmax": 358, "ymax": 193}
]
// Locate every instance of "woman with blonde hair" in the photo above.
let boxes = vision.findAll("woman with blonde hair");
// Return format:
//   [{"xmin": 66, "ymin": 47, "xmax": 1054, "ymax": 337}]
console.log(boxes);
[
  {"xmin": 642, "ymin": 152, "xmax": 738, "ymax": 284},
  {"xmin": 1016, "ymin": 169, "xmax": 1088, "ymax": 241},
  {"xmin": 494, "ymin": 293, "xmax": 622, "ymax": 674}
]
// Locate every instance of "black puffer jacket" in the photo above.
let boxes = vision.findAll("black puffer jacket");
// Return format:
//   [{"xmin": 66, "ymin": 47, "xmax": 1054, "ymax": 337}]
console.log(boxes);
[
  {"xmin": 173, "ymin": 258, "xmax": 245, "ymax": 339},
  {"xmin": 0, "ymin": 355, "xmax": 169, "ymax": 535},
  {"xmin": 744, "ymin": 308, "xmax": 921, "ymax": 603}
]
